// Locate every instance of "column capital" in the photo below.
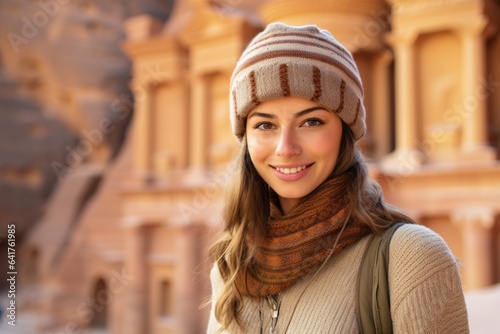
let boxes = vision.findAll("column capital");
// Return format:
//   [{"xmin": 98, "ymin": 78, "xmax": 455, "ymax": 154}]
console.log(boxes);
[
  {"xmin": 456, "ymin": 16, "xmax": 490, "ymax": 38},
  {"xmin": 385, "ymin": 31, "xmax": 419, "ymax": 48},
  {"xmin": 451, "ymin": 208, "xmax": 495, "ymax": 229}
]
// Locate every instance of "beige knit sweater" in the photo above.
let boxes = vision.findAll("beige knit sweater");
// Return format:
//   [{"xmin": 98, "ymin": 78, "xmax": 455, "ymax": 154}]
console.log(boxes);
[{"xmin": 207, "ymin": 224, "xmax": 469, "ymax": 333}]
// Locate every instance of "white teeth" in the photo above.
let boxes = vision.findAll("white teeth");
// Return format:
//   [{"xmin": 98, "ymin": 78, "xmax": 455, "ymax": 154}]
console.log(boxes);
[{"xmin": 276, "ymin": 166, "xmax": 307, "ymax": 174}]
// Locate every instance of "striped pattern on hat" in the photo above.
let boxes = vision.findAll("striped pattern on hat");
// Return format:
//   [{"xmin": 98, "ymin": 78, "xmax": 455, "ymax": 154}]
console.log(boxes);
[{"xmin": 230, "ymin": 22, "xmax": 366, "ymax": 141}]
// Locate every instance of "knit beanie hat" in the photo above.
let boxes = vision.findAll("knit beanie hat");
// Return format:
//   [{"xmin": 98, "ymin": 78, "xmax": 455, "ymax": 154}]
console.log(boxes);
[{"xmin": 230, "ymin": 22, "xmax": 366, "ymax": 141}]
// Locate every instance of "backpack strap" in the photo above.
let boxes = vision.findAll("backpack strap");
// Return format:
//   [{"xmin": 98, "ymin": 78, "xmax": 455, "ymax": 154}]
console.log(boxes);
[{"xmin": 357, "ymin": 222, "xmax": 405, "ymax": 334}]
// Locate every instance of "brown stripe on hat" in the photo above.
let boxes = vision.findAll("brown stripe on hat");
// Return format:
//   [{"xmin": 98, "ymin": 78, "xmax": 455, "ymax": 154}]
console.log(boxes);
[
  {"xmin": 347, "ymin": 100, "xmax": 361, "ymax": 127},
  {"xmin": 333, "ymin": 80, "xmax": 345, "ymax": 114},
  {"xmin": 311, "ymin": 66, "xmax": 322, "ymax": 101},
  {"xmin": 279, "ymin": 64, "xmax": 290, "ymax": 97},
  {"xmin": 232, "ymin": 90, "xmax": 239, "ymax": 118},
  {"xmin": 249, "ymin": 71, "xmax": 260, "ymax": 106}
]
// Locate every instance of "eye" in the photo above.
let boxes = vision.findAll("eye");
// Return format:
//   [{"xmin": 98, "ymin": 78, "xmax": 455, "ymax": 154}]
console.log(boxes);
[
  {"xmin": 254, "ymin": 122, "xmax": 275, "ymax": 131},
  {"xmin": 302, "ymin": 118, "xmax": 324, "ymax": 127}
]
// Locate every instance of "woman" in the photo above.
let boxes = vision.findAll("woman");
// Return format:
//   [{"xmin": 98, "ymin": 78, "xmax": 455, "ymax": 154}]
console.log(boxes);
[{"xmin": 207, "ymin": 22, "xmax": 469, "ymax": 333}]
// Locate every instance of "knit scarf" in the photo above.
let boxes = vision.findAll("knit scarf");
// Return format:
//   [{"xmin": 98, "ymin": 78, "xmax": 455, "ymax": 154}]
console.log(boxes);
[{"xmin": 236, "ymin": 170, "xmax": 372, "ymax": 297}]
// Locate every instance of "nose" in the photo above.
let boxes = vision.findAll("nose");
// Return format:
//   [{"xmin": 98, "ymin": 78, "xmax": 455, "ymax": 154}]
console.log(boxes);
[{"xmin": 275, "ymin": 128, "xmax": 301, "ymax": 157}]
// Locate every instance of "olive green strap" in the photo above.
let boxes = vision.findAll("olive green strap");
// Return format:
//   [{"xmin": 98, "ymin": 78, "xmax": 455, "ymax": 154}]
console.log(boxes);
[{"xmin": 357, "ymin": 223, "xmax": 404, "ymax": 334}]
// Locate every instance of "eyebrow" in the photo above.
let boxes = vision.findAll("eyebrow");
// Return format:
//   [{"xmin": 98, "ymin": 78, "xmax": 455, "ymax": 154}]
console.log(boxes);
[{"xmin": 248, "ymin": 106, "xmax": 328, "ymax": 119}]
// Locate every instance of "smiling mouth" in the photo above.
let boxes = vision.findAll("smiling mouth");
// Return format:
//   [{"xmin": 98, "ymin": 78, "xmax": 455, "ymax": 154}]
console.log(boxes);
[{"xmin": 273, "ymin": 164, "xmax": 313, "ymax": 175}]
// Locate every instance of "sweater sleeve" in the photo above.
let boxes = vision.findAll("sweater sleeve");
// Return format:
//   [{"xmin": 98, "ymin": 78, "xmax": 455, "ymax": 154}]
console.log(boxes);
[
  {"xmin": 389, "ymin": 224, "xmax": 469, "ymax": 334},
  {"xmin": 207, "ymin": 263, "xmax": 224, "ymax": 334}
]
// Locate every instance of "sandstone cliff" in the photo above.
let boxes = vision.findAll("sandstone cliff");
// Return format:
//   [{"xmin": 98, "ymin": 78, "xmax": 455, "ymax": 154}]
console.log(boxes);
[{"xmin": 0, "ymin": 0, "xmax": 175, "ymax": 290}]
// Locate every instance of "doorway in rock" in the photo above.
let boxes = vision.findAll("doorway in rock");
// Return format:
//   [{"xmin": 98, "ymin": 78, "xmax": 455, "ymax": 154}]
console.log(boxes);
[{"xmin": 89, "ymin": 278, "xmax": 108, "ymax": 329}]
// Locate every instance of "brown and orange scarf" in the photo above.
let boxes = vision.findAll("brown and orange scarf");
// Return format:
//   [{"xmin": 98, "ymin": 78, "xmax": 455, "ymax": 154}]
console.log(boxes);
[{"xmin": 236, "ymin": 170, "xmax": 372, "ymax": 297}]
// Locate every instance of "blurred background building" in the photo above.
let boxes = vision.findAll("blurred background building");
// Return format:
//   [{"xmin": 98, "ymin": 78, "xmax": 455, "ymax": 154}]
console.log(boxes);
[{"xmin": 0, "ymin": 0, "xmax": 499, "ymax": 333}]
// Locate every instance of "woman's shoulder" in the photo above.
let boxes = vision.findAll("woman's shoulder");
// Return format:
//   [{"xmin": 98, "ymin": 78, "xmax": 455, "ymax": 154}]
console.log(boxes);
[
  {"xmin": 390, "ymin": 223, "xmax": 456, "ymax": 263},
  {"xmin": 388, "ymin": 225, "xmax": 469, "ymax": 332},
  {"xmin": 210, "ymin": 262, "xmax": 223, "ymax": 283},
  {"xmin": 388, "ymin": 223, "xmax": 462, "ymax": 302},
  {"xmin": 209, "ymin": 262, "xmax": 227, "ymax": 297}
]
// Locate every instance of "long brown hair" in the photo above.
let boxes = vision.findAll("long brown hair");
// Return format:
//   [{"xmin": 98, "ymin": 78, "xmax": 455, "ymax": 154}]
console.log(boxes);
[{"xmin": 209, "ymin": 122, "xmax": 414, "ymax": 331}]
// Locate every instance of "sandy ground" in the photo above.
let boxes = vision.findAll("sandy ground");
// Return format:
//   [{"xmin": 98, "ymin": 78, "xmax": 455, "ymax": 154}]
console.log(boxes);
[
  {"xmin": 1, "ymin": 285, "xmax": 499, "ymax": 333},
  {"xmin": 464, "ymin": 284, "xmax": 500, "ymax": 334}
]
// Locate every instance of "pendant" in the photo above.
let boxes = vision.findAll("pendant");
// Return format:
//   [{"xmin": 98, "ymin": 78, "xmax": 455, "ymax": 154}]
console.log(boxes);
[{"xmin": 267, "ymin": 295, "xmax": 280, "ymax": 334}]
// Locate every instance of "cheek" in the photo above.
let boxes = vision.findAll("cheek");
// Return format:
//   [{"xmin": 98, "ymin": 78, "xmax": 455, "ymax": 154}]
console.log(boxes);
[
  {"xmin": 246, "ymin": 135, "xmax": 267, "ymax": 163},
  {"xmin": 314, "ymin": 131, "xmax": 342, "ymax": 160}
]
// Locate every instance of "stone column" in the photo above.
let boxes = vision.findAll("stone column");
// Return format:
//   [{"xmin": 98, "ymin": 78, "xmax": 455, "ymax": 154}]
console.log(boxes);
[
  {"xmin": 371, "ymin": 50, "xmax": 394, "ymax": 159},
  {"xmin": 393, "ymin": 32, "xmax": 419, "ymax": 155},
  {"xmin": 174, "ymin": 223, "xmax": 201, "ymax": 334},
  {"xmin": 382, "ymin": 32, "xmax": 424, "ymax": 172},
  {"xmin": 132, "ymin": 87, "xmax": 153, "ymax": 180},
  {"xmin": 190, "ymin": 75, "xmax": 210, "ymax": 169},
  {"xmin": 457, "ymin": 20, "xmax": 495, "ymax": 161},
  {"xmin": 452, "ymin": 208, "xmax": 495, "ymax": 290},
  {"xmin": 122, "ymin": 216, "xmax": 148, "ymax": 334}
]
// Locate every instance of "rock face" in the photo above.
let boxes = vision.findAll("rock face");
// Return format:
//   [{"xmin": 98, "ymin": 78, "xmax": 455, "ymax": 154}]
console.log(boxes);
[
  {"xmin": 0, "ymin": 0, "xmax": 175, "ymax": 288},
  {"xmin": 0, "ymin": 72, "xmax": 74, "ymax": 234}
]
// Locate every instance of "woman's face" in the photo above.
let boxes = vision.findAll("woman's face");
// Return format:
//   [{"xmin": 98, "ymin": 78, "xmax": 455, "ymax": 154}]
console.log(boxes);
[{"xmin": 246, "ymin": 97, "xmax": 343, "ymax": 214}]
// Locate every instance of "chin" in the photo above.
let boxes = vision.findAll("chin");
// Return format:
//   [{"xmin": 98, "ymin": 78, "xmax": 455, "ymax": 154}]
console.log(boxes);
[{"xmin": 275, "ymin": 190, "xmax": 309, "ymax": 200}]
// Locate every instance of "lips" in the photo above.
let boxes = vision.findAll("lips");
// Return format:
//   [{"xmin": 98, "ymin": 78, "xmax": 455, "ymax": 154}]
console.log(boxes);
[
  {"xmin": 271, "ymin": 163, "xmax": 313, "ymax": 181},
  {"xmin": 275, "ymin": 165, "xmax": 308, "ymax": 174}
]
